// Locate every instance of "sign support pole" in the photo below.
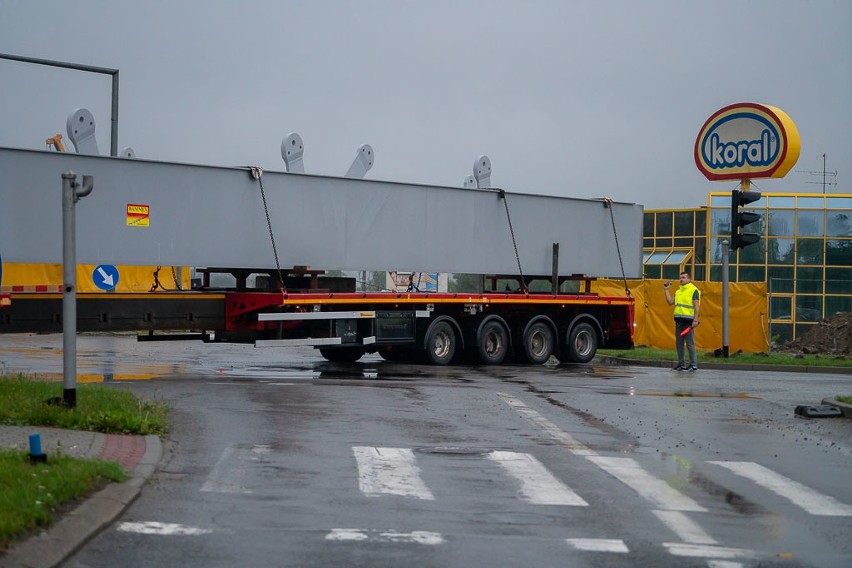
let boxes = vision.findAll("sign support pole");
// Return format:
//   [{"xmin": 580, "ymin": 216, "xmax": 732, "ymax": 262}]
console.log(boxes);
[
  {"xmin": 62, "ymin": 171, "xmax": 93, "ymax": 408},
  {"xmin": 721, "ymin": 239, "xmax": 730, "ymax": 358}
]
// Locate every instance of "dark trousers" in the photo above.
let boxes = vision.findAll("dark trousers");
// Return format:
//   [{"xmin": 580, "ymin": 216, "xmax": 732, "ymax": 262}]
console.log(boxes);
[{"xmin": 675, "ymin": 318, "xmax": 696, "ymax": 367}]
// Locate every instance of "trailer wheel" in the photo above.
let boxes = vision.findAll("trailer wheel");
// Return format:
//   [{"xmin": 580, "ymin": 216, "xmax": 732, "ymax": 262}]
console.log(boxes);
[
  {"xmin": 566, "ymin": 322, "xmax": 597, "ymax": 363},
  {"xmin": 478, "ymin": 320, "xmax": 509, "ymax": 365},
  {"xmin": 522, "ymin": 322, "xmax": 554, "ymax": 365},
  {"xmin": 424, "ymin": 321, "xmax": 456, "ymax": 365},
  {"xmin": 319, "ymin": 347, "xmax": 364, "ymax": 363}
]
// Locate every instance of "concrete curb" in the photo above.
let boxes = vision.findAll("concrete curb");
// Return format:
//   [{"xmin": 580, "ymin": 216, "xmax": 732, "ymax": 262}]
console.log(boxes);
[
  {"xmin": 822, "ymin": 397, "xmax": 852, "ymax": 419},
  {"xmin": 595, "ymin": 355, "xmax": 852, "ymax": 375},
  {"xmin": 0, "ymin": 435, "xmax": 162, "ymax": 568}
]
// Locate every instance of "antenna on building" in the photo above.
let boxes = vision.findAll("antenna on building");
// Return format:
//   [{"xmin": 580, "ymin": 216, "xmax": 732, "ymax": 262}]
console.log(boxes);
[{"xmin": 798, "ymin": 153, "xmax": 838, "ymax": 194}]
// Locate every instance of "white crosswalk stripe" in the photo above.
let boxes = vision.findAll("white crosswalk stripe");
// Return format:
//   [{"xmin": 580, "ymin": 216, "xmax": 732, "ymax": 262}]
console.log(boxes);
[
  {"xmin": 587, "ymin": 456, "xmax": 707, "ymax": 512},
  {"xmin": 353, "ymin": 446, "xmax": 435, "ymax": 500},
  {"xmin": 709, "ymin": 461, "xmax": 852, "ymax": 516},
  {"xmin": 487, "ymin": 450, "xmax": 588, "ymax": 506},
  {"xmin": 565, "ymin": 538, "xmax": 629, "ymax": 553},
  {"xmin": 201, "ymin": 444, "xmax": 851, "ymax": 531},
  {"xmin": 652, "ymin": 510, "xmax": 717, "ymax": 544}
]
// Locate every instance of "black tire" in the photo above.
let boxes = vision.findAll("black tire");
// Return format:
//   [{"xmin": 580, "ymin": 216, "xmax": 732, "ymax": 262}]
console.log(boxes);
[
  {"xmin": 424, "ymin": 321, "xmax": 456, "ymax": 365},
  {"xmin": 477, "ymin": 320, "xmax": 509, "ymax": 365},
  {"xmin": 566, "ymin": 322, "xmax": 598, "ymax": 363},
  {"xmin": 318, "ymin": 346, "xmax": 364, "ymax": 363},
  {"xmin": 522, "ymin": 322, "xmax": 555, "ymax": 364}
]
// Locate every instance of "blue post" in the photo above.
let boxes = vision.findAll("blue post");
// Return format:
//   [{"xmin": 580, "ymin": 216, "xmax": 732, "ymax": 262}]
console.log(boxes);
[
  {"xmin": 28, "ymin": 433, "xmax": 47, "ymax": 463},
  {"xmin": 29, "ymin": 434, "xmax": 42, "ymax": 455}
]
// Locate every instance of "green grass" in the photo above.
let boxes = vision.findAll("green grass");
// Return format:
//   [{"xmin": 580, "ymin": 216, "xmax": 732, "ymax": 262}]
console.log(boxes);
[
  {"xmin": 0, "ymin": 449, "xmax": 127, "ymax": 552},
  {"xmin": 598, "ymin": 347, "xmax": 852, "ymax": 368},
  {"xmin": 0, "ymin": 374, "xmax": 168, "ymax": 551},
  {"xmin": 0, "ymin": 374, "xmax": 169, "ymax": 435},
  {"xmin": 838, "ymin": 396, "xmax": 852, "ymax": 404}
]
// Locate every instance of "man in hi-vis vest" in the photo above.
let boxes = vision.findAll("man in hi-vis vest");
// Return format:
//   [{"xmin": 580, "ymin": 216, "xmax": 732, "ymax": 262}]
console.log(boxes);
[{"xmin": 664, "ymin": 271, "xmax": 701, "ymax": 372}]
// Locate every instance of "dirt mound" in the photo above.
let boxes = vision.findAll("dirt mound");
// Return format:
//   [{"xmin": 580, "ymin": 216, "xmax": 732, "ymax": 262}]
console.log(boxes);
[{"xmin": 778, "ymin": 312, "xmax": 852, "ymax": 355}]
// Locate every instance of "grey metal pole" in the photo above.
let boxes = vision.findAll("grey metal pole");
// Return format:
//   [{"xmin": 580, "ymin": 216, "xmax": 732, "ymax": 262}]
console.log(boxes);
[
  {"xmin": 61, "ymin": 171, "xmax": 93, "ymax": 407},
  {"xmin": 110, "ymin": 70, "xmax": 119, "ymax": 157},
  {"xmin": 61, "ymin": 172, "xmax": 78, "ymax": 407},
  {"xmin": 722, "ymin": 239, "xmax": 730, "ymax": 358}
]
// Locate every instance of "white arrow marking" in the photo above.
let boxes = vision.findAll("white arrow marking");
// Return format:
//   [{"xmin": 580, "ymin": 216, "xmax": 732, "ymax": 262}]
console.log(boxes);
[{"xmin": 97, "ymin": 266, "xmax": 114, "ymax": 287}]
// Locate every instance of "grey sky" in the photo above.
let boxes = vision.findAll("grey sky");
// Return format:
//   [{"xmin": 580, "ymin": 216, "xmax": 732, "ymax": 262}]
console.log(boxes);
[{"xmin": 1, "ymin": 0, "xmax": 849, "ymax": 209}]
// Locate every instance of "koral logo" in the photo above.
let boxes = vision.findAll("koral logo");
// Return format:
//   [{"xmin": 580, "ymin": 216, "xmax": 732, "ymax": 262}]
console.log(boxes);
[
  {"xmin": 695, "ymin": 103, "xmax": 800, "ymax": 181},
  {"xmin": 706, "ymin": 127, "xmax": 777, "ymax": 169}
]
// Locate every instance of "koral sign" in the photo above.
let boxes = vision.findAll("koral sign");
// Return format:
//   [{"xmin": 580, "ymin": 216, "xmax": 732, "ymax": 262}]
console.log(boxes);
[{"xmin": 695, "ymin": 103, "xmax": 800, "ymax": 181}]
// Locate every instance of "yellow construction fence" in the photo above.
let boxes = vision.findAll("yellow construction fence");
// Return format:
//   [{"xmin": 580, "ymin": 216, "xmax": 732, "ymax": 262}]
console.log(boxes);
[{"xmin": 592, "ymin": 279, "xmax": 769, "ymax": 353}]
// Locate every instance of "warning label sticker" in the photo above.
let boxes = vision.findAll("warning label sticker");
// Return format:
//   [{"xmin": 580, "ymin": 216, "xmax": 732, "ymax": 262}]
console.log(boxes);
[{"xmin": 126, "ymin": 203, "xmax": 150, "ymax": 227}]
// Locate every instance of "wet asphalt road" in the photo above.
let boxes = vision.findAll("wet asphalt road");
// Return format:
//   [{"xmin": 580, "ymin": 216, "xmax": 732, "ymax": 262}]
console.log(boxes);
[{"xmin": 1, "ymin": 334, "xmax": 851, "ymax": 567}]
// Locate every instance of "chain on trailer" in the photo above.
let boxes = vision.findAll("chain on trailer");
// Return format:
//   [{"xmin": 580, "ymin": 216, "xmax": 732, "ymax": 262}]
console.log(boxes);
[
  {"xmin": 149, "ymin": 265, "xmax": 183, "ymax": 292},
  {"xmin": 602, "ymin": 196, "xmax": 631, "ymax": 298},
  {"xmin": 249, "ymin": 166, "xmax": 286, "ymax": 292},
  {"xmin": 496, "ymin": 188, "xmax": 527, "ymax": 294}
]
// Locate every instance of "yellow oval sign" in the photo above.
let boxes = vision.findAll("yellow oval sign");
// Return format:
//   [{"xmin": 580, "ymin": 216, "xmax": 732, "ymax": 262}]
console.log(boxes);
[{"xmin": 694, "ymin": 103, "xmax": 800, "ymax": 181}]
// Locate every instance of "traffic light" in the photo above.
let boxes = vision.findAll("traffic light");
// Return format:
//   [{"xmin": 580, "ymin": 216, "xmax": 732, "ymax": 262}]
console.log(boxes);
[{"xmin": 730, "ymin": 189, "xmax": 762, "ymax": 250}]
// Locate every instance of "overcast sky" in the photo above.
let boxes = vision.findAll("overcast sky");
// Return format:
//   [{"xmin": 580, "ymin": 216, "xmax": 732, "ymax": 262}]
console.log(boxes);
[{"xmin": 1, "ymin": 0, "xmax": 849, "ymax": 209}]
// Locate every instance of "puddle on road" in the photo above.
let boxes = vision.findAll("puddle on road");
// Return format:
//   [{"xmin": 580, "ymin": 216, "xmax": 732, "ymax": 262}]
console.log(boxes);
[{"xmin": 652, "ymin": 451, "xmax": 767, "ymax": 516}]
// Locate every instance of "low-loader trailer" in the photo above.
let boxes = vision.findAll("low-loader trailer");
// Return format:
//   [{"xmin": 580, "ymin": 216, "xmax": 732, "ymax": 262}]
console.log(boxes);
[{"xmin": 0, "ymin": 145, "xmax": 641, "ymax": 365}]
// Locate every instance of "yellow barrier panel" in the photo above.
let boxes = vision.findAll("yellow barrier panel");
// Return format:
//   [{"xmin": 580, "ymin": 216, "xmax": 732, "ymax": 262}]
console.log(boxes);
[
  {"xmin": 593, "ymin": 279, "xmax": 768, "ymax": 353},
  {"xmin": 1, "ymin": 263, "xmax": 189, "ymax": 293}
]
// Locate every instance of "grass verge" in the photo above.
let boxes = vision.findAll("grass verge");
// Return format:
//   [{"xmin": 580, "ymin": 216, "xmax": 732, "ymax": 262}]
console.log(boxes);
[
  {"xmin": 0, "ymin": 374, "xmax": 168, "ymax": 551},
  {"xmin": 598, "ymin": 347, "xmax": 852, "ymax": 368},
  {"xmin": 0, "ymin": 449, "xmax": 126, "ymax": 552},
  {"xmin": 0, "ymin": 374, "xmax": 168, "ymax": 435}
]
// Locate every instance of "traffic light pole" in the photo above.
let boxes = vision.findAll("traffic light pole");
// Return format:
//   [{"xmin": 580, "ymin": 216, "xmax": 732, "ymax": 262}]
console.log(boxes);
[{"xmin": 722, "ymin": 239, "xmax": 730, "ymax": 358}]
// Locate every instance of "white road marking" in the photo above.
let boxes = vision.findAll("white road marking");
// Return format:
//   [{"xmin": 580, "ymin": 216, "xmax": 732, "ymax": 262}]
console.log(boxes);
[
  {"xmin": 325, "ymin": 528, "xmax": 369, "ymax": 541},
  {"xmin": 709, "ymin": 461, "xmax": 852, "ymax": 516},
  {"xmin": 588, "ymin": 456, "xmax": 707, "ymax": 512},
  {"xmin": 326, "ymin": 528, "xmax": 444, "ymax": 544},
  {"xmin": 707, "ymin": 561, "xmax": 745, "ymax": 568},
  {"xmin": 353, "ymin": 446, "xmax": 435, "ymax": 500},
  {"xmin": 664, "ymin": 543, "xmax": 757, "ymax": 559},
  {"xmin": 117, "ymin": 522, "xmax": 213, "ymax": 536},
  {"xmin": 497, "ymin": 393, "xmax": 596, "ymax": 455},
  {"xmin": 487, "ymin": 451, "xmax": 588, "ymax": 506},
  {"xmin": 565, "ymin": 538, "xmax": 629, "ymax": 553},
  {"xmin": 652, "ymin": 510, "xmax": 717, "ymax": 544},
  {"xmin": 499, "ymin": 392, "xmax": 710, "ymax": 517},
  {"xmin": 200, "ymin": 445, "xmax": 271, "ymax": 494}
]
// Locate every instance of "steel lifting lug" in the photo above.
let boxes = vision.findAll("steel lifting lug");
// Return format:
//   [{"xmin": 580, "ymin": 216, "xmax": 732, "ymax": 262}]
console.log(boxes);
[{"xmin": 249, "ymin": 166, "xmax": 263, "ymax": 180}]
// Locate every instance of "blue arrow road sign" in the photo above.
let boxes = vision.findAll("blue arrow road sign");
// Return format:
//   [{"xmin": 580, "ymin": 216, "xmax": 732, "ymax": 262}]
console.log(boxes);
[{"xmin": 93, "ymin": 264, "xmax": 120, "ymax": 291}]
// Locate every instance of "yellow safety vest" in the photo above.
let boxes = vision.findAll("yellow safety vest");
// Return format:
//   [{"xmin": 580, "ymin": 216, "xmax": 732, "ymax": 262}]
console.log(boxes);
[{"xmin": 673, "ymin": 283, "xmax": 699, "ymax": 319}]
